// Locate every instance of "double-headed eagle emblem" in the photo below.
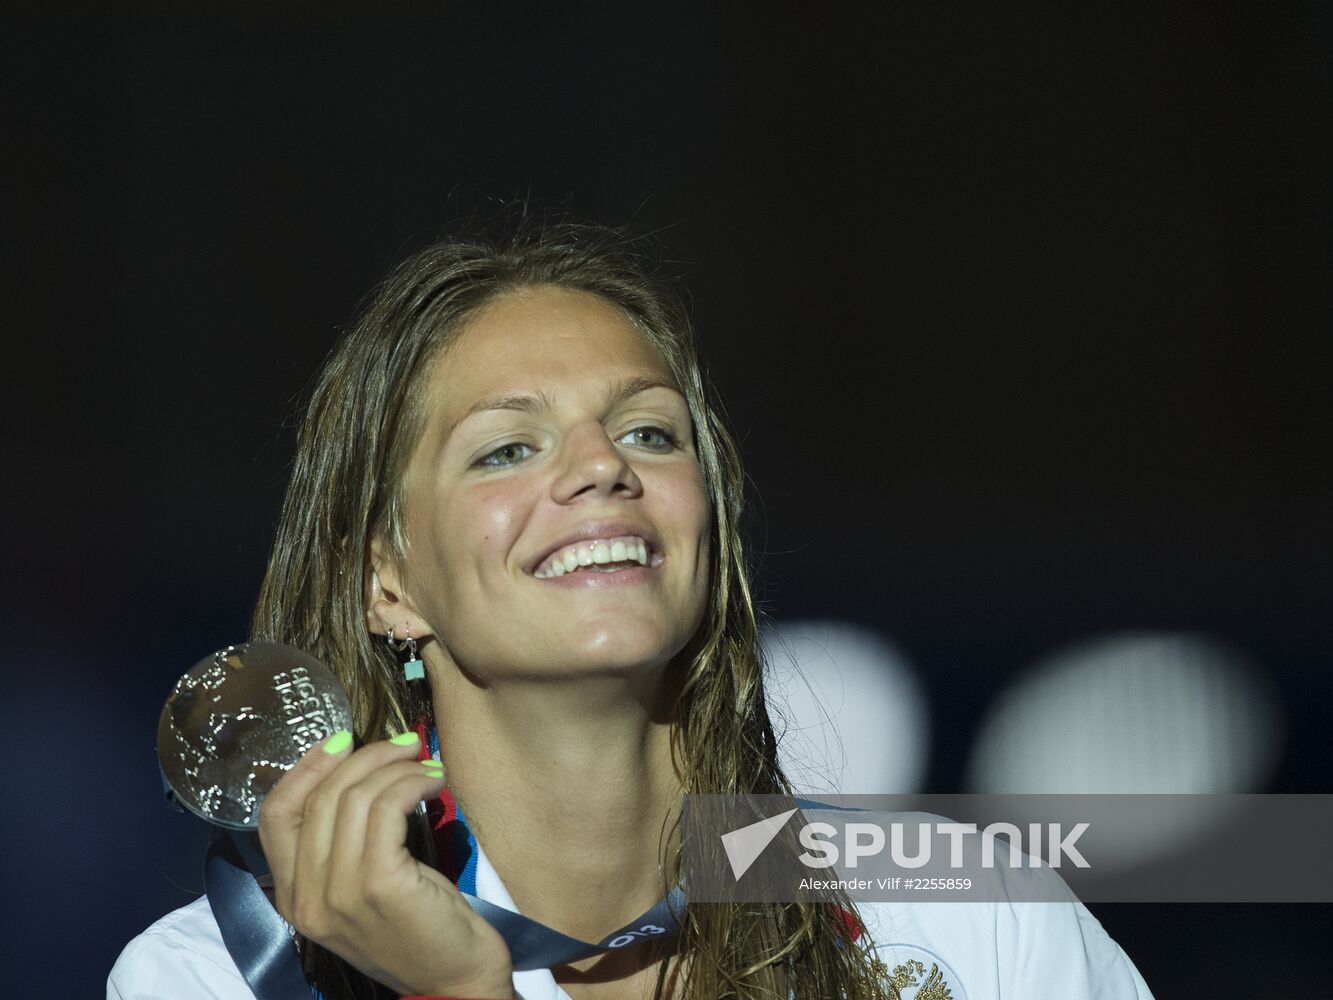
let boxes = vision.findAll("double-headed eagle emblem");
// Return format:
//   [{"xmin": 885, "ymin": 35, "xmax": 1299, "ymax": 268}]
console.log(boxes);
[{"xmin": 886, "ymin": 958, "xmax": 954, "ymax": 1000}]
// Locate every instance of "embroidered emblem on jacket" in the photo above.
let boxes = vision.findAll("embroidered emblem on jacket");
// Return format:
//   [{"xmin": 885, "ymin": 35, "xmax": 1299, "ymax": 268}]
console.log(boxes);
[{"xmin": 887, "ymin": 958, "xmax": 954, "ymax": 1000}]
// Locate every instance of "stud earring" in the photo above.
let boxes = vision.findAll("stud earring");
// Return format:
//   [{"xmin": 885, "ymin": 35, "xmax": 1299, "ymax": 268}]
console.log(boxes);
[{"xmin": 387, "ymin": 626, "xmax": 425, "ymax": 682}]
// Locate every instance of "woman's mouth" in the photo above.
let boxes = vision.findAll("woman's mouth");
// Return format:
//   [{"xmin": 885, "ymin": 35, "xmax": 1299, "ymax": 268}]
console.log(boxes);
[{"xmin": 532, "ymin": 534, "xmax": 660, "ymax": 578}]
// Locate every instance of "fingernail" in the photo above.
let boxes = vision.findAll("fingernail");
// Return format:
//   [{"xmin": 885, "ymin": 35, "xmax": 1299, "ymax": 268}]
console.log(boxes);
[
  {"xmin": 418, "ymin": 759, "xmax": 444, "ymax": 770},
  {"xmin": 322, "ymin": 730, "xmax": 353, "ymax": 754},
  {"xmin": 390, "ymin": 731, "xmax": 421, "ymax": 747},
  {"xmin": 419, "ymin": 761, "xmax": 445, "ymax": 777}
]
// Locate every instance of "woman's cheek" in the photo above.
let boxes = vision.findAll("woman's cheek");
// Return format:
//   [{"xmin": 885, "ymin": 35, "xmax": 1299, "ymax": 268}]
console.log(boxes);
[{"xmin": 438, "ymin": 483, "xmax": 525, "ymax": 578}]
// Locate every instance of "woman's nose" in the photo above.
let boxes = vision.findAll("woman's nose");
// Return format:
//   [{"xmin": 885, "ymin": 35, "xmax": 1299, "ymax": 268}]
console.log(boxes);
[{"xmin": 551, "ymin": 424, "xmax": 644, "ymax": 502}]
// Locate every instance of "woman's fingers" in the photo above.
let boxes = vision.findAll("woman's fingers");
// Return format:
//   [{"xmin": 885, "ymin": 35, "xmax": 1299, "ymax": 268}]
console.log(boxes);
[
  {"xmin": 262, "ymin": 730, "xmax": 428, "ymax": 921},
  {"xmin": 259, "ymin": 728, "xmax": 356, "ymax": 915},
  {"xmin": 257, "ymin": 733, "xmax": 513, "ymax": 994},
  {"xmin": 293, "ymin": 735, "xmax": 427, "ymax": 904},
  {"xmin": 356, "ymin": 765, "xmax": 450, "ymax": 888},
  {"xmin": 322, "ymin": 763, "xmax": 451, "ymax": 921}
]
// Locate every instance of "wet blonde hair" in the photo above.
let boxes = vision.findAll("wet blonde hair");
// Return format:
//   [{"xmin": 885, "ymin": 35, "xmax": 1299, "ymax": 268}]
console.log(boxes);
[{"xmin": 252, "ymin": 218, "xmax": 891, "ymax": 999}]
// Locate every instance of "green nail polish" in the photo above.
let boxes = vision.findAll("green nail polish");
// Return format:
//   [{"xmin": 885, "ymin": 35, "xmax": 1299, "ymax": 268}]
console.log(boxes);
[
  {"xmin": 390, "ymin": 732, "xmax": 421, "ymax": 747},
  {"xmin": 418, "ymin": 759, "xmax": 444, "ymax": 769},
  {"xmin": 322, "ymin": 730, "xmax": 353, "ymax": 754}
]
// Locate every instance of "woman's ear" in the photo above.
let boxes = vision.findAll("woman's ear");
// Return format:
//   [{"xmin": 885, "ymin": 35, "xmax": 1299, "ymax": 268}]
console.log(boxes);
[{"xmin": 365, "ymin": 537, "xmax": 433, "ymax": 640}]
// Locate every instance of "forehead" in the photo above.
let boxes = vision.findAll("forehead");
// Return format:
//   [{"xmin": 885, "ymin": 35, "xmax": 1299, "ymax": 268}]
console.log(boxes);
[{"xmin": 427, "ymin": 285, "xmax": 678, "ymax": 422}]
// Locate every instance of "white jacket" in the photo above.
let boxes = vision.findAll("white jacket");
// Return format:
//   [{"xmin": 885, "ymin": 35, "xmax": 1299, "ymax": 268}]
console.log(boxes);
[{"xmin": 109, "ymin": 837, "xmax": 1153, "ymax": 1000}]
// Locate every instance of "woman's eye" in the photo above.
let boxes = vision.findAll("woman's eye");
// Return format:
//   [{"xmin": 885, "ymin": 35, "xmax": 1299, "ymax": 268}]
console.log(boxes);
[
  {"xmin": 475, "ymin": 442, "xmax": 534, "ymax": 468},
  {"xmin": 619, "ymin": 425, "xmax": 679, "ymax": 450}
]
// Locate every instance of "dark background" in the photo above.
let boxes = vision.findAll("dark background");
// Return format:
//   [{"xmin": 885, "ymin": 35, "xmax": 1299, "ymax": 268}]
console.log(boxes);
[{"xmin": 2, "ymin": 6, "xmax": 1329, "ymax": 996}]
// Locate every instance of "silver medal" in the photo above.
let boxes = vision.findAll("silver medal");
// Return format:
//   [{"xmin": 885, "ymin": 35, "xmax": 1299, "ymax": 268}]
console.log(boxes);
[{"xmin": 157, "ymin": 642, "xmax": 354, "ymax": 829}]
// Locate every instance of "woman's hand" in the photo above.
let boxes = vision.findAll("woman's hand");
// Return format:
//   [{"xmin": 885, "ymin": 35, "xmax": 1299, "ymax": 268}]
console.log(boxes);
[{"xmin": 258, "ymin": 731, "xmax": 516, "ymax": 999}]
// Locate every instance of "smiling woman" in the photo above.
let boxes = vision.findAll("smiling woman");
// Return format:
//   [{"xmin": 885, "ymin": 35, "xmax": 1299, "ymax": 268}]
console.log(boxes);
[
  {"xmin": 381, "ymin": 286, "xmax": 712, "ymax": 690},
  {"xmin": 109, "ymin": 220, "xmax": 1153, "ymax": 1000}
]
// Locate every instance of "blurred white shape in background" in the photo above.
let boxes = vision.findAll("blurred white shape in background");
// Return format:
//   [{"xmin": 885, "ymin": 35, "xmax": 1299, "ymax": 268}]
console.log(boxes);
[
  {"xmin": 762, "ymin": 619, "xmax": 929, "ymax": 795},
  {"xmin": 965, "ymin": 630, "xmax": 1286, "ymax": 870}
]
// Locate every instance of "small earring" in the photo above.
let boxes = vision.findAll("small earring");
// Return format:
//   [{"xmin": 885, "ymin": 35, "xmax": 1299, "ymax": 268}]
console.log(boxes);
[{"xmin": 387, "ymin": 626, "xmax": 425, "ymax": 682}]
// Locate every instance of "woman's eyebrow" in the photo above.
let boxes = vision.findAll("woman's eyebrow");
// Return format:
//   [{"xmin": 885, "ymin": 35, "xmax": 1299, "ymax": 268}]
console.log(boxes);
[
  {"xmin": 450, "ymin": 376, "xmax": 682, "ymax": 434},
  {"xmin": 606, "ymin": 374, "xmax": 682, "ymax": 406}
]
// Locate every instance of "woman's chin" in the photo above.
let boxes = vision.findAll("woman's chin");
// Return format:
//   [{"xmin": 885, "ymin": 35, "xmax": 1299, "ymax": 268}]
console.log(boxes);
[
  {"xmin": 489, "ymin": 631, "xmax": 684, "ymax": 683},
  {"xmin": 547, "ymin": 640, "xmax": 678, "ymax": 677}
]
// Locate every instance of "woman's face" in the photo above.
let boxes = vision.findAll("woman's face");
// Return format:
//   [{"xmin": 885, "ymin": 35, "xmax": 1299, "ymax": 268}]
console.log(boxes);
[{"xmin": 390, "ymin": 285, "xmax": 712, "ymax": 683}]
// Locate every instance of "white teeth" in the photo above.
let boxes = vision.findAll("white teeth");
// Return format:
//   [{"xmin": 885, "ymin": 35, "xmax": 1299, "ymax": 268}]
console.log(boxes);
[{"xmin": 534, "ymin": 534, "xmax": 654, "ymax": 577}]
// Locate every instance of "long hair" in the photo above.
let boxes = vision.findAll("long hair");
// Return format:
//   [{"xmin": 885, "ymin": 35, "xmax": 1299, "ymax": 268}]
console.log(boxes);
[{"xmin": 251, "ymin": 218, "xmax": 891, "ymax": 999}]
